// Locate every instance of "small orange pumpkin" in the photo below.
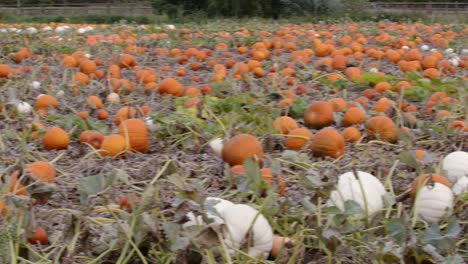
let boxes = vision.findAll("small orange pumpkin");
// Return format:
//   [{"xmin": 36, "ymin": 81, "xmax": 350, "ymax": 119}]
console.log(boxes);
[
  {"xmin": 342, "ymin": 107, "xmax": 366, "ymax": 127},
  {"xmin": 285, "ymin": 128, "xmax": 314, "ymax": 150},
  {"xmin": 158, "ymin": 78, "xmax": 184, "ymax": 97},
  {"xmin": 27, "ymin": 161, "xmax": 56, "ymax": 183},
  {"xmin": 342, "ymin": 127, "xmax": 362, "ymax": 142},
  {"xmin": 273, "ymin": 116, "xmax": 299, "ymax": 135},
  {"xmin": 35, "ymin": 95, "xmax": 58, "ymax": 110},
  {"xmin": 365, "ymin": 116, "xmax": 398, "ymax": 143},
  {"xmin": 118, "ymin": 119, "xmax": 149, "ymax": 153},
  {"xmin": 42, "ymin": 127, "xmax": 70, "ymax": 150},
  {"xmin": 100, "ymin": 134, "xmax": 127, "ymax": 157},
  {"xmin": 310, "ymin": 127, "xmax": 345, "ymax": 159},
  {"xmin": 79, "ymin": 130, "xmax": 104, "ymax": 149},
  {"xmin": 86, "ymin": 96, "xmax": 103, "ymax": 109},
  {"xmin": 304, "ymin": 101, "xmax": 334, "ymax": 129},
  {"xmin": 222, "ymin": 134, "xmax": 264, "ymax": 166},
  {"xmin": 114, "ymin": 107, "xmax": 137, "ymax": 125}
]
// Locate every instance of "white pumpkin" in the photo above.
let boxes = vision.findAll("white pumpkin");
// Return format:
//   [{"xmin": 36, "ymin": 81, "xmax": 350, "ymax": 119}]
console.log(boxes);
[
  {"xmin": 420, "ymin": 45, "xmax": 429, "ymax": 51},
  {"xmin": 31, "ymin": 81, "xmax": 41, "ymax": 89},
  {"xmin": 442, "ymin": 151, "xmax": 468, "ymax": 183},
  {"xmin": 208, "ymin": 138, "xmax": 224, "ymax": 157},
  {"xmin": 452, "ymin": 176, "xmax": 468, "ymax": 195},
  {"xmin": 16, "ymin": 101, "xmax": 32, "ymax": 114},
  {"xmin": 106, "ymin": 92, "xmax": 120, "ymax": 104},
  {"xmin": 145, "ymin": 117, "xmax": 158, "ymax": 132},
  {"xmin": 26, "ymin": 27, "xmax": 38, "ymax": 34},
  {"xmin": 182, "ymin": 197, "xmax": 234, "ymax": 228},
  {"xmin": 221, "ymin": 204, "xmax": 273, "ymax": 259},
  {"xmin": 328, "ymin": 171, "xmax": 386, "ymax": 217},
  {"xmin": 414, "ymin": 183, "xmax": 453, "ymax": 223}
]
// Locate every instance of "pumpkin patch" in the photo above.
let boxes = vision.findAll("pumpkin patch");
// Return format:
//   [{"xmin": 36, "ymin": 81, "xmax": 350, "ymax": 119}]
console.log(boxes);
[{"xmin": 0, "ymin": 19, "xmax": 466, "ymax": 263}]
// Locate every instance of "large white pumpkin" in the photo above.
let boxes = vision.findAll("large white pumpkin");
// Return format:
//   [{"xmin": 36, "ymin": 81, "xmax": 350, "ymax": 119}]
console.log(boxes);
[
  {"xmin": 221, "ymin": 204, "xmax": 273, "ymax": 259},
  {"xmin": 442, "ymin": 151, "xmax": 468, "ymax": 183},
  {"xmin": 414, "ymin": 183, "xmax": 454, "ymax": 223},
  {"xmin": 328, "ymin": 171, "xmax": 387, "ymax": 217}
]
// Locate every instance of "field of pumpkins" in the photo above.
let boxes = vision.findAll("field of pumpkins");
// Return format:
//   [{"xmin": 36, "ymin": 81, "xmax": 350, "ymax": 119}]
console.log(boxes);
[{"xmin": 0, "ymin": 20, "xmax": 467, "ymax": 263}]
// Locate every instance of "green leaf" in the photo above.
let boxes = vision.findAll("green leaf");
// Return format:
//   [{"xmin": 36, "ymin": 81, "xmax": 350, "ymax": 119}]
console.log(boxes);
[
  {"xmin": 302, "ymin": 198, "xmax": 316, "ymax": 214},
  {"xmin": 243, "ymin": 157, "xmax": 261, "ymax": 186},
  {"xmin": 290, "ymin": 98, "xmax": 308, "ymax": 119},
  {"xmin": 343, "ymin": 200, "xmax": 364, "ymax": 215},
  {"xmin": 78, "ymin": 173, "xmax": 117, "ymax": 205},
  {"xmin": 422, "ymin": 218, "xmax": 460, "ymax": 251},
  {"xmin": 397, "ymin": 151, "xmax": 420, "ymax": 171},
  {"xmin": 386, "ymin": 218, "xmax": 407, "ymax": 245},
  {"xmin": 444, "ymin": 255, "xmax": 464, "ymax": 264}
]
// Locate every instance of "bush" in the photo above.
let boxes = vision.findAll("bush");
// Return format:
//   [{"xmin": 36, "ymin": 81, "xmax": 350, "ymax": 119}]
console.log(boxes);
[{"xmin": 0, "ymin": 15, "xmax": 156, "ymax": 24}]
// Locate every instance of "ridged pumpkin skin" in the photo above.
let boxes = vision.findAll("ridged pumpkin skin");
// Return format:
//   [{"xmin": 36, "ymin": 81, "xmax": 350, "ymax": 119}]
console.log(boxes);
[
  {"xmin": 27, "ymin": 161, "xmax": 56, "ymax": 183},
  {"xmin": 114, "ymin": 107, "xmax": 137, "ymax": 125},
  {"xmin": 411, "ymin": 174, "xmax": 452, "ymax": 200},
  {"xmin": 100, "ymin": 134, "xmax": 127, "ymax": 157},
  {"xmin": 342, "ymin": 127, "xmax": 361, "ymax": 142},
  {"xmin": 222, "ymin": 134, "xmax": 264, "ymax": 166},
  {"xmin": 42, "ymin": 127, "xmax": 70, "ymax": 150},
  {"xmin": 342, "ymin": 107, "xmax": 366, "ymax": 127},
  {"xmin": 285, "ymin": 128, "xmax": 314, "ymax": 150},
  {"xmin": 310, "ymin": 127, "xmax": 345, "ymax": 159},
  {"xmin": 273, "ymin": 116, "xmax": 299, "ymax": 135},
  {"xmin": 158, "ymin": 78, "xmax": 184, "ymax": 97},
  {"xmin": 365, "ymin": 116, "xmax": 398, "ymax": 143},
  {"xmin": 304, "ymin": 101, "xmax": 334, "ymax": 129},
  {"xmin": 118, "ymin": 119, "xmax": 149, "ymax": 153}
]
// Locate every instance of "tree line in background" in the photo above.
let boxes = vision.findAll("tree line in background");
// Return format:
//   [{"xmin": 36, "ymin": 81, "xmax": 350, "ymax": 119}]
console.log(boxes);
[
  {"xmin": 2, "ymin": 0, "xmax": 464, "ymax": 6},
  {"xmin": 1, "ymin": 0, "xmax": 146, "ymax": 5}
]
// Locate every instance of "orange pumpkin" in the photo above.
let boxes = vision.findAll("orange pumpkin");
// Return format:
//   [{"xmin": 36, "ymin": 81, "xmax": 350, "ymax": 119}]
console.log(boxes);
[
  {"xmin": 222, "ymin": 134, "xmax": 264, "ymax": 166},
  {"xmin": 100, "ymin": 134, "xmax": 127, "ymax": 157},
  {"xmin": 114, "ymin": 107, "xmax": 137, "ymax": 125},
  {"xmin": 329, "ymin": 98, "xmax": 347, "ymax": 112},
  {"xmin": 285, "ymin": 128, "xmax": 313, "ymax": 150},
  {"xmin": 365, "ymin": 116, "xmax": 398, "ymax": 143},
  {"xmin": 35, "ymin": 95, "xmax": 58, "ymax": 110},
  {"xmin": 119, "ymin": 54, "xmax": 137, "ymax": 69},
  {"xmin": 86, "ymin": 96, "xmax": 103, "ymax": 109},
  {"xmin": 273, "ymin": 116, "xmax": 299, "ymax": 135},
  {"xmin": 79, "ymin": 59, "xmax": 97, "ymax": 74},
  {"xmin": 118, "ymin": 119, "xmax": 149, "ymax": 153},
  {"xmin": 42, "ymin": 127, "xmax": 70, "ymax": 150},
  {"xmin": 310, "ymin": 127, "xmax": 345, "ymax": 159},
  {"xmin": 342, "ymin": 127, "xmax": 362, "ymax": 142},
  {"xmin": 158, "ymin": 78, "xmax": 184, "ymax": 97},
  {"xmin": 27, "ymin": 161, "xmax": 56, "ymax": 183},
  {"xmin": 10, "ymin": 171, "xmax": 28, "ymax": 196},
  {"xmin": 136, "ymin": 68, "xmax": 157, "ymax": 84},
  {"xmin": 260, "ymin": 168, "xmax": 286, "ymax": 196},
  {"xmin": 342, "ymin": 107, "xmax": 366, "ymax": 127},
  {"xmin": 304, "ymin": 101, "xmax": 334, "ymax": 129},
  {"xmin": 79, "ymin": 130, "xmax": 104, "ymax": 149},
  {"xmin": 23, "ymin": 122, "xmax": 46, "ymax": 140},
  {"xmin": 374, "ymin": 97, "xmax": 394, "ymax": 113}
]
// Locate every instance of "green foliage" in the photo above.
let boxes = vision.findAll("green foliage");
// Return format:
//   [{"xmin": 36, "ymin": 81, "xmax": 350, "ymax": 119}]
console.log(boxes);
[{"xmin": 0, "ymin": 15, "xmax": 156, "ymax": 24}]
